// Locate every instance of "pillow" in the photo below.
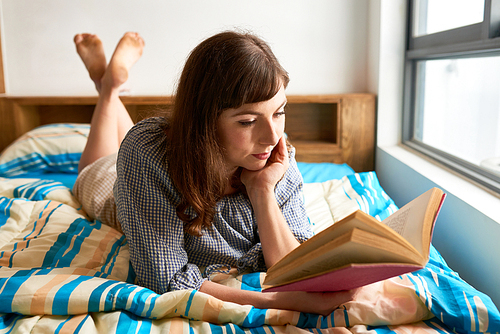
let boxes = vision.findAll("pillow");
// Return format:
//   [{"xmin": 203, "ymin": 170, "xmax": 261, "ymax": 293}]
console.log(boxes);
[
  {"xmin": 303, "ymin": 171, "xmax": 399, "ymax": 234},
  {"xmin": 297, "ymin": 162, "xmax": 355, "ymax": 183},
  {"xmin": 0, "ymin": 123, "xmax": 89, "ymax": 177}
]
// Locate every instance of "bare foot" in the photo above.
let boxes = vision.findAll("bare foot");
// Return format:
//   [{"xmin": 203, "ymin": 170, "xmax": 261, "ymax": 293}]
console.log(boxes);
[
  {"xmin": 101, "ymin": 32, "xmax": 145, "ymax": 92},
  {"xmin": 74, "ymin": 33, "xmax": 107, "ymax": 91}
]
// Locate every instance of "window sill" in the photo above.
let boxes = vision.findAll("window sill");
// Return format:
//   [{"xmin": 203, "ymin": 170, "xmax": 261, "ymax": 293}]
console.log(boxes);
[{"xmin": 378, "ymin": 144, "xmax": 500, "ymax": 224}]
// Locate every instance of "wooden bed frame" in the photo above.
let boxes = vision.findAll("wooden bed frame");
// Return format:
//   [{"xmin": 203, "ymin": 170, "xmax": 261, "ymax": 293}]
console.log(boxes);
[{"xmin": 0, "ymin": 94, "xmax": 376, "ymax": 172}]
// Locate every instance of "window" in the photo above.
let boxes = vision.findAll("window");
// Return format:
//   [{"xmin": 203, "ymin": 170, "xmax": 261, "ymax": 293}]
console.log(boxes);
[{"xmin": 404, "ymin": 0, "xmax": 500, "ymax": 192}]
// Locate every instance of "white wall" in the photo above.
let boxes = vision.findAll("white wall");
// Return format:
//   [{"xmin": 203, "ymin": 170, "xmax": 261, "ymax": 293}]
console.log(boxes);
[{"xmin": 0, "ymin": 0, "xmax": 369, "ymax": 96}]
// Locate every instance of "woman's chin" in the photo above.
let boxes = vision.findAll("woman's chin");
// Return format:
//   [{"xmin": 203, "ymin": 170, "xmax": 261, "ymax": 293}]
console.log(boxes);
[{"xmin": 244, "ymin": 161, "xmax": 267, "ymax": 172}]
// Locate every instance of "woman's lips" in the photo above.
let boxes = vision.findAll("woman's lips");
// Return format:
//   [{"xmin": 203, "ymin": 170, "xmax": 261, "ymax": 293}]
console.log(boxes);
[{"xmin": 252, "ymin": 152, "xmax": 271, "ymax": 160}]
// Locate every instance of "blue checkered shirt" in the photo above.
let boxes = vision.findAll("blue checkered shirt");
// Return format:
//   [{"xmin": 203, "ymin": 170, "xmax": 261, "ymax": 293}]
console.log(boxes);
[{"xmin": 114, "ymin": 117, "xmax": 312, "ymax": 294}]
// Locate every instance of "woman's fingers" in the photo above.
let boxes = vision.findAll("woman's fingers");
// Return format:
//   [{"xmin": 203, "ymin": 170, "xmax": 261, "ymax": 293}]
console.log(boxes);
[{"xmin": 269, "ymin": 136, "xmax": 287, "ymax": 165}]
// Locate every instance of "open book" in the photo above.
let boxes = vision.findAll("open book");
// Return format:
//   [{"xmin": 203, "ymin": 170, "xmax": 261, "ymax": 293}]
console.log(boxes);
[{"xmin": 263, "ymin": 187, "xmax": 446, "ymax": 292}]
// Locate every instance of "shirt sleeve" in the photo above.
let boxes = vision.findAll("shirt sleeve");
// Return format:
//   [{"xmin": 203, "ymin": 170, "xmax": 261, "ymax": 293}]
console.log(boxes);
[
  {"xmin": 113, "ymin": 118, "xmax": 205, "ymax": 293},
  {"xmin": 236, "ymin": 148, "xmax": 313, "ymax": 272},
  {"xmin": 275, "ymin": 147, "xmax": 314, "ymax": 243}
]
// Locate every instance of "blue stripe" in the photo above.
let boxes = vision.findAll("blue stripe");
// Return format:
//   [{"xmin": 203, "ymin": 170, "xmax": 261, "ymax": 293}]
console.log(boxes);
[
  {"xmin": 0, "ymin": 152, "xmax": 81, "ymax": 177},
  {"xmin": 88, "ymin": 281, "xmax": 157, "ymax": 316},
  {"xmin": 111, "ymin": 284, "xmax": 137, "ymax": 311},
  {"xmin": 266, "ymin": 325, "xmax": 277, "ymax": 334},
  {"xmin": 248, "ymin": 326, "xmax": 274, "ymax": 334},
  {"xmin": 21, "ymin": 202, "xmax": 61, "ymax": 252},
  {"xmin": 342, "ymin": 187, "xmax": 352, "ymax": 200},
  {"xmin": 295, "ymin": 312, "xmax": 320, "ymax": 329},
  {"xmin": 101, "ymin": 233, "xmax": 127, "ymax": 276},
  {"xmin": 225, "ymin": 323, "xmax": 247, "ymax": 334},
  {"xmin": 88, "ymin": 280, "xmax": 119, "ymax": 312},
  {"xmin": 42, "ymin": 217, "xmax": 91, "ymax": 268},
  {"xmin": 0, "ymin": 276, "xmax": 31, "ymax": 313},
  {"xmin": 242, "ymin": 307, "xmax": 267, "ymax": 327},
  {"xmin": 52, "ymin": 276, "xmax": 93, "ymax": 314},
  {"xmin": 125, "ymin": 256, "xmax": 137, "ymax": 284},
  {"xmin": 241, "ymin": 272, "xmax": 262, "ymax": 291},
  {"xmin": 14, "ymin": 179, "xmax": 66, "ymax": 201},
  {"xmin": 347, "ymin": 174, "xmax": 368, "ymax": 212},
  {"xmin": 73, "ymin": 314, "xmax": 90, "ymax": 333},
  {"xmin": 209, "ymin": 323, "xmax": 225, "ymax": 334},
  {"xmin": 54, "ymin": 315, "xmax": 74, "ymax": 334},
  {"xmin": 344, "ymin": 172, "xmax": 398, "ymax": 220},
  {"xmin": 12, "ymin": 269, "xmax": 39, "ymax": 277},
  {"xmin": 105, "ymin": 283, "xmax": 126, "ymax": 311},
  {"xmin": 184, "ymin": 290, "xmax": 196, "ymax": 317},
  {"xmin": 342, "ymin": 305, "xmax": 350, "ymax": 327},
  {"xmin": 137, "ymin": 316, "xmax": 153, "ymax": 333},
  {"xmin": 55, "ymin": 218, "xmax": 94, "ymax": 267},
  {"xmin": 144, "ymin": 294, "xmax": 158, "ymax": 319},
  {"xmin": 0, "ymin": 314, "xmax": 22, "ymax": 332},
  {"xmin": 406, "ymin": 269, "xmax": 465, "ymax": 331},
  {"xmin": 0, "ymin": 197, "xmax": 15, "ymax": 228},
  {"xmin": 116, "ymin": 311, "xmax": 139, "ymax": 334},
  {"xmin": 129, "ymin": 288, "xmax": 155, "ymax": 315},
  {"xmin": 366, "ymin": 325, "xmax": 395, "ymax": 333},
  {"xmin": 53, "ymin": 314, "xmax": 90, "ymax": 334}
]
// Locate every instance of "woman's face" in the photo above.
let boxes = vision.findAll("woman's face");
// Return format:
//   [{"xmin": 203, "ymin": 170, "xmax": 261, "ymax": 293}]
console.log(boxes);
[{"xmin": 217, "ymin": 85, "xmax": 287, "ymax": 174}]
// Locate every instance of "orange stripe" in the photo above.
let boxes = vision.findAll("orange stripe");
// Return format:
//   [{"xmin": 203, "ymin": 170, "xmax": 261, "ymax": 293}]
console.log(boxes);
[
  {"xmin": 266, "ymin": 309, "xmax": 298, "ymax": 326},
  {"xmin": 72, "ymin": 268, "xmax": 96, "ymax": 276},
  {"xmin": 30, "ymin": 275, "xmax": 71, "ymax": 314},
  {"xmin": 0, "ymin": 201, "xmax": 61, "ymax": 267},
  {"xmin": 16, "ymin": 201, "xmax": 61, "ymax": 251},
  {"xmin": 12, "ymin": 131, "xmax": 84, "ymax": 145},
  {"xmin": 58, "ymin": 314, "xmax": 88, "ymax": 334},
  {"xmin": 168, "ymin": 318, "xmax": 186, "ymax": 333},
  {"xmin": 0, "ymin": 251, "xmax": 13, "ymax": 267},
  {"xmin": 202, "ymin": 295, "xmax": 224, "ymax": 324},
  {"xmin": 30, "ymin": 131, "xmax": 84, "ymax": 139},
  {"xmin": 85, "ymin": 228, "xmax": 122, "ymax": 269}
]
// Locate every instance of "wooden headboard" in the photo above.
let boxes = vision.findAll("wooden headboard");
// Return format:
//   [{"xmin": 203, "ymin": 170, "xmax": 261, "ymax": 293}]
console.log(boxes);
[{"xmin": 0, "ymin": 94, "xmax": 376, "ymax": 172}]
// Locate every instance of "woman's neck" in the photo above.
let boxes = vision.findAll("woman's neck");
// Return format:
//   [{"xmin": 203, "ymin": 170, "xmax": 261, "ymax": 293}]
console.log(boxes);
[{"xmin": 223, "ymin": 167, "xmax": 243, "ymax": 196}]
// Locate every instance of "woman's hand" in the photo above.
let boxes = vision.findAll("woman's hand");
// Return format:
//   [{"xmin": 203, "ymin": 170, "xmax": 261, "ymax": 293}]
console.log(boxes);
[
  {"xmin": 200, "ymin": 280, "xmax": 359, "ymax": 317},
  {"xmin": 267, "ymin": 289, "xmax": 359, "ymax": 316},
  {"xmin": 240, "ymin": 136, "xmax": 289, "ymax": 195},
  {"xmin": 238, "ymin": 136, "xmax": 299, "ymax": 267}
]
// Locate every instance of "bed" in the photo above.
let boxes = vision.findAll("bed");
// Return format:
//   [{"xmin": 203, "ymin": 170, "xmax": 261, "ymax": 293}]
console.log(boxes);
[{"xmin": 0, "ymin": 94, "xmax": 498, "ymax": 333}]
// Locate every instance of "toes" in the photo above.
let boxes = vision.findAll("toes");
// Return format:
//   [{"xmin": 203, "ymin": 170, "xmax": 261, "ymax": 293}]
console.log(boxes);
[{"xmin": 74, "ymin": 34, "xmax": 84, "ymax": 44}]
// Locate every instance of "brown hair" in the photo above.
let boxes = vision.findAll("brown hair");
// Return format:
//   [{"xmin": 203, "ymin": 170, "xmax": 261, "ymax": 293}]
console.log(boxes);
[{"xmin": 167, "ymin": 31, "xmax": 289, "ymax": 236}]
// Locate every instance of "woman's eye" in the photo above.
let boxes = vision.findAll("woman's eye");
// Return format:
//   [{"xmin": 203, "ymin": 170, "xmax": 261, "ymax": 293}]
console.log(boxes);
[
  {"xmin": 274, "ymin": 111, "xmax": 286, "ymax": 118},
  {"xmin": 239, "ymin": 120, "xmax": 256, "ymax": 126}
]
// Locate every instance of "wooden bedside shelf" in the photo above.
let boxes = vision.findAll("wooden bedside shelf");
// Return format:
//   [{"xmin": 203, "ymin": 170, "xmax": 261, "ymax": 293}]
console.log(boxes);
[{"xmin": 0, "ymin": 93, "xmax": 376, "ymax": 172}]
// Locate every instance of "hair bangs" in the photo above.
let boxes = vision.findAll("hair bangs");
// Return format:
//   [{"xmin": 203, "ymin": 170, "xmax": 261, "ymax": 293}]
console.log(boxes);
[
  {"xmin": 218, "ymin": 36, "xmax": 290, "ymax": 111},
  {"xmin": 238, "ymin": 61, "xmax": 288, "ymax": 106}
]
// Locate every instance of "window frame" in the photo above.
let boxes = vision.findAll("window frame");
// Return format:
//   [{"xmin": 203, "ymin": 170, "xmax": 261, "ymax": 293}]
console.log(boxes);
[{"xmin": 403, "ymin": 0, "xmax": 500, "ymax": 193}]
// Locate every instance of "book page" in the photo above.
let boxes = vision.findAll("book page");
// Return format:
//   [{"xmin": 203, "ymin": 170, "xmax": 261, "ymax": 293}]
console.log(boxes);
[
  {"xmin": 384, "ymin": 207, "xmax": 411, "ymax": 236},
  {"xmin": 382, "ymin": 188, "xmax": 441, "ymax": 255}
]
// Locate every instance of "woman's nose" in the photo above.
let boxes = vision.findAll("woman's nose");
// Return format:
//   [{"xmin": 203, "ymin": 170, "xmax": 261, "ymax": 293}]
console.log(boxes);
[{"xmin": 260, "ymin": 120, "xmax": 281, "ymax": 145}]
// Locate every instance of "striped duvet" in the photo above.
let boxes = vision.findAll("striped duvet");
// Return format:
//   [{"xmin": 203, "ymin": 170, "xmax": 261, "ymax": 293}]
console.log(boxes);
[
  {"xmin": 0, "ymin": 172, "xmax": 498, "ymax": 333},
  {"xmin": 0, "ymin": 124, "xmax": 498, "ymax": 333}
]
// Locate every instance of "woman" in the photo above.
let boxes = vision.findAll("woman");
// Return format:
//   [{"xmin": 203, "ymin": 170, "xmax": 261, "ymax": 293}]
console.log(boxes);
[{"xmin": 73, "ymin": 31, "xmax": 356, "ymax": 316}]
